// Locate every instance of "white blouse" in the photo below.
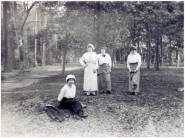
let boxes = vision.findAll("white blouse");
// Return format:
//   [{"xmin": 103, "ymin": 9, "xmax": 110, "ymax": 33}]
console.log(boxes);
[
  {"xmin": 127, "ymin": 52, "xmax": 141, "ymax": 70},
  {"xmin": 97, "ymin": 53, "xmax": 112, "ymax": 66},
  {"xmin": 79, "ymin": 52, "xmax": 98, "ymax": 69},
  {"xmin": 57, "ymin": 84, "xmax": 76, "ymax": 101}
]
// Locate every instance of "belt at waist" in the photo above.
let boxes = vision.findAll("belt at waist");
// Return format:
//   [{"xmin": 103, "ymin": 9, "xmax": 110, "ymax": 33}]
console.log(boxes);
[
  {"xmin": 85, "ymin": 61, "xmax": 96, "ymax": 64},
  {"xmin": 62, "ymin": 97, "xmax": 74, "ymax": 100},
  {"xmin": 129, "ymin": 62, "xmax": 138, "ymax": 65},
  {"xmin": 100, "ymin": 63, "xmax": 109, "ymax": 66}
]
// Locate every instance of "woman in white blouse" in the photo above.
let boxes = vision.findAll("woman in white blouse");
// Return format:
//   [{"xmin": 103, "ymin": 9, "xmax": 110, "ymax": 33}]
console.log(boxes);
[
  {"xmin": 79, "ymin": 44, "xmax": 98, "ymax": 96},
  {"xmin": 127, "ymin": 46, "xmax": 142, "ymax": 95},
  {"xmin": 97, "ymin": 46, "xmax": 112, "ymax": 94},
  {"xmin": 58, "ymin": 74, "xmax": 88, "ymax": 118}
]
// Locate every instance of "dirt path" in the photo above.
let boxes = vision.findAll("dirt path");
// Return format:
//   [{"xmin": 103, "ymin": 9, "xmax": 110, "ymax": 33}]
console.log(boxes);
[
  {"xmin": 1, "ymin": 65, "xmax": 184, "ymax": 137},
  {"xmin": 1, "ymin": 65, "xmax": 81, "ymax": 92}
]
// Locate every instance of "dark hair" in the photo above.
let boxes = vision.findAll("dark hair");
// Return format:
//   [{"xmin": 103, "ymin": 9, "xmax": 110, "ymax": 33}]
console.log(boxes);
[
  {"xmin": 87, "ymin": 46, "xmax": 92, "ymax": 48},
  {"xmin": 67, "ymin": 78, "xmax": 75, "ymax": 82},
  {"xmin": 130, "ymin": 47, "xmax": 136, "ymax": 51}
]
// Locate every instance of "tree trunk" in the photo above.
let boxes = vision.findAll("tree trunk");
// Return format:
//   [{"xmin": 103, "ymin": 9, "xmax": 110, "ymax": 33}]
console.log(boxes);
[
  {"xmin": 34, "ymin": 9, "xmax": 38, "ymax": 67},
  {"xmin": 62, "ymin": 35, "xmax": 68, "ymax": 75},
  {"xmin": 160, "ymin": 34, "xmax": 163, "ymax": 66},
  {"xmin": 3, "ymin": 2, "xmax": 11, "ymax": 72},
  {"xmin": 13, "ymin": 1, "xmax": 21, "ymax": 69},
  {"xmin": 42, "ymin": 42, "xmax": 46, "ymax": 66},
  {"xmin": 176, "ymin": 49, "xmax": 180, "ymax": 67},
  {"xmin": 34, "ymin": 39, "xmax": 38, "ymax": 66},
  {"xmin": 146, "ymin": 22, "xmax": 151, "ymax": 69},
  {"xmin": 62, "ymin": 48, "xmax": 67, "ymax": 75},
  {"xmin": 169, "ymin": 36, "xmax": 172, "ymax": 66},
  {"xmin": 155, "ymin": 40, "xmax": 159, "ymax": 70},
  {"xmin": 123, "ymin": 42, "xmax": 126, "ymax": 64},
  {"xmin": 137, "ymin": 40, "xmax": 140, "ymax": 53},
  {"xmin": 133, "ymin": 20, "xmax": 136, "ymax": 46},
  {"xmin": 24, "ymin": 23, "xmax": 29, "ymax": 68},
  {"xmin": 93, "ymin": 6, "xmax": 96, "ymax": 50},
  {"xmin": 155, "ymin": 25, "xmax": 159, "ymax": 70},
  {"xmin": 94, "ymin": 1, "xmax": 101, "ymax": 53}
]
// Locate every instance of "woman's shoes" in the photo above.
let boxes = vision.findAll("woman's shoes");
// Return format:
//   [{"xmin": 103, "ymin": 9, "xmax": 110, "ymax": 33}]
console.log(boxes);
[
  {"xmin": 86, "ymin": 91, "xmax": 90, "ymax": 96},
  {"xmin": 78, "ymin": 111, "xmax": 88, "ymax": 118},
  {"xmin": 86, "ymin": 91, "xmax": 96, "ymax": 96},
  {"xmin": 91, "ymin": 91, "xmax": 96, "ymax": 95},
  {"xmin": 134, "ymin": 92, "xmax": 142, "ymax": 95},
  {"xmin": 106, "ymin": 91, "xmax": 111, "ymax": 94}
]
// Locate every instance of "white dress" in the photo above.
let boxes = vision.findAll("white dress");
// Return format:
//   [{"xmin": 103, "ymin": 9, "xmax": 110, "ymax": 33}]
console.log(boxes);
[{"xmin": 79, "ymin": 52, "xmax": 98, "ymax": 91}]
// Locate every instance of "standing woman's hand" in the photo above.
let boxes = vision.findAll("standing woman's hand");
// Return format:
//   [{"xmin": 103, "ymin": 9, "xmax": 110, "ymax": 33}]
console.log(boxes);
[
  {"xmin": 83, "ymin": 64, "xmax": 88, "ymax": 68},
  {"xmin": 93, "ymin": 69, "xmax": 97, "ymax": 73}
]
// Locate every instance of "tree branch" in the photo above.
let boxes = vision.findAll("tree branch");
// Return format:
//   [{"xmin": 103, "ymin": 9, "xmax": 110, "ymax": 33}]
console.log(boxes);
[{"xmin": 20, "ymin": 1, "xmax": 38, "ymax": 31}]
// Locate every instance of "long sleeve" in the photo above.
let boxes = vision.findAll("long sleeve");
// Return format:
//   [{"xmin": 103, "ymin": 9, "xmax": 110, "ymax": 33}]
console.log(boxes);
[
  {"xmin": 57, "ymin": 86, "xmax": 66, "ymax": 101},
  {"xmin": 127, "ymin": 53, "xmax": 142, "ymax": 70},
  {"xmin": 108, "ymin": 54, "xmax": 112, "ymax": 67},
  {"xmin": 95, "ymin": 53, "xmax": 99, "ymax": 69},
  {"xmin": 79, "ymin": 54, "xmax": 86, "ymax": 67},
  {"xmin": 136, "ymin": 54, "xmax": 142, "ymax": 70},
  {"xmin": 97, "ymin": 53, "xmax": 112, "ymax": 67},
  {"xmin": 127, "ymin": 55, "xmax": 131, "ymax": 69}
]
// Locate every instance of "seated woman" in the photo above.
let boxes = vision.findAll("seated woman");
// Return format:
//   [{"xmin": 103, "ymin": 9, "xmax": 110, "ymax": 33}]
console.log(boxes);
[{"xmin": 57, "ymin": 74, "xmax": 88, "ymax": 118}]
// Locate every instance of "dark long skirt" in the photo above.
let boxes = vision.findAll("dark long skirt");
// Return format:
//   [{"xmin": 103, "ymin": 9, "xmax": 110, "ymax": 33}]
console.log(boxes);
[
  {"xmin": 129, "ymin": 63, "xmax": 140, "ymax": 93},
  {"xmin": 60, "ymin": 98, "xmax": 83, "ymax": 115},
  {"xmin": 98, "ymin": 63, "xmax": 111, "ymax": 92}
]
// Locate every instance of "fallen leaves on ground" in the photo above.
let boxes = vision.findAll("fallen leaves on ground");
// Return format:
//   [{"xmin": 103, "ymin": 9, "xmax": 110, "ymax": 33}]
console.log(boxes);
[{"xmin": 1, "ymin": 67, "xmax": 184, "ymax": 137}]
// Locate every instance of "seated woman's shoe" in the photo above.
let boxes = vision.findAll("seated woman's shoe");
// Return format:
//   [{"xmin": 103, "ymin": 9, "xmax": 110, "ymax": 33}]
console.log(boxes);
[
  {"xmin": 81, "ymin": 103, "xmax": 87, "ymax": 108},
  {"xmin": 78, "ymin": 111, "xmax": 88, "ymax": 118}
]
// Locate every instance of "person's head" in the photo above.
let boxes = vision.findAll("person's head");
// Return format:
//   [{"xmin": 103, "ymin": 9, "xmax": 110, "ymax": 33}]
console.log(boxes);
[
  {"xmin": 87, "ymin": 44, "xmax": 95, "ymax": 52},
  {"xmin": 101, "ymin": 46, "xmax": 107, "ymax": 54},
  {"xmin": 66, "ymin": 74, "xmax": 76, "ymax": 86},
  {"xmin": 130, "ymin": 46, "xmax": 137, "ymax": 54}
]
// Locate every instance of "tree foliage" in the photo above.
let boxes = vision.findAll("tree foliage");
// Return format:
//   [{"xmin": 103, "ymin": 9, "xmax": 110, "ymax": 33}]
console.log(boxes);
[{"xmin": 1, "ymin": 1, "xmax": 184, "ymax": 72}]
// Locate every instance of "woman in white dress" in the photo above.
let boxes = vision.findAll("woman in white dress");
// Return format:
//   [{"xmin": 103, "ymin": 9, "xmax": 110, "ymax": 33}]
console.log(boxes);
[
  {"xmin": 127, "ymin": 46, "xmax": 142, "ymax": 95},
  {"xmin": 79, "ymin": 44, "xmax": 98, "ymax": 96}
]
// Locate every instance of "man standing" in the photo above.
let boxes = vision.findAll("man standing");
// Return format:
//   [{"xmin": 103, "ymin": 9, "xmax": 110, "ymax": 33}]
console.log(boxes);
[{"xmin": 97, "ymin": 46, "xmax": 112, "ymax": 94}]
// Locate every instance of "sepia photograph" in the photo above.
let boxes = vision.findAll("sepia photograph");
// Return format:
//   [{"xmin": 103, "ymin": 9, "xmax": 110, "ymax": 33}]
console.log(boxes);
[{"xmin": 1, "ymin": 1, "xmax": 184, "ymax": 137}]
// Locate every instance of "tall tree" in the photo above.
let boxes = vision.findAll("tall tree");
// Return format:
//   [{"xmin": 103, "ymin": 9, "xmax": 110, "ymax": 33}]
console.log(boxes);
[{"xmin": 3, "ymin": 1, "xmax": 11, "ymax": 71}]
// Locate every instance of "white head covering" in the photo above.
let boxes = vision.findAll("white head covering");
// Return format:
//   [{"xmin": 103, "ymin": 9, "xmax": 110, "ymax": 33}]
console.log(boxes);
[
  {"xmin": 87, "ymin": 44, "xmax": 95, "ymax": 50},
  {"xmin": 66, "ymin": 74, "xmax": 76, "ymax": 82}
]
